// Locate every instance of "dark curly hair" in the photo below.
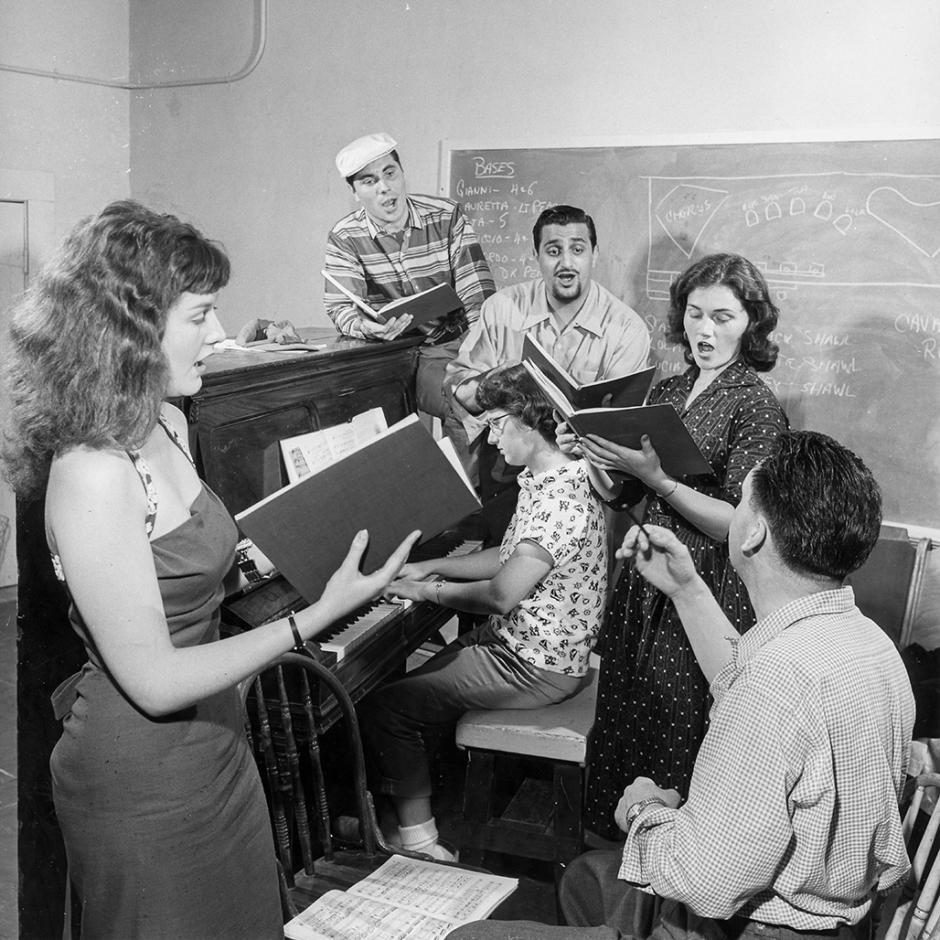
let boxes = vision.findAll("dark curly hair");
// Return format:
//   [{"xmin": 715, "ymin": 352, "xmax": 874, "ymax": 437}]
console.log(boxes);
[
  {"xmin": 666, "ymin": 253, "xmax": 779, "ymax": 372},
  {"xmin": 475, "ymin": 364, "xmax": 557, "ymax": 444},
  {"xmin": 750, "ymin": 430, "xmax": 882, "ymax": 580},
  {"xmin": 532, "ymin": 205, "xmax": 597, "ymax": 251},
  {"xmin": 1, "ymin": 200, "xmax": 229, "ymax": 497}
]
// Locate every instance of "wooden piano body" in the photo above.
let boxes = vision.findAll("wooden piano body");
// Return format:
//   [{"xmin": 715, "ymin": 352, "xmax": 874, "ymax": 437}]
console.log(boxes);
[
  {"xmin": 187, "ymin": 328, "xmax": 478, "ymax": 728},
  {"xmin": 187, "ymin": 328, "xmax": 422, "ymax": 516}
]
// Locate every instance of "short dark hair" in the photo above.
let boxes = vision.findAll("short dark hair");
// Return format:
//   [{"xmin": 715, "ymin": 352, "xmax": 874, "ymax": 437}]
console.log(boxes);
[
  {"xmin": 476, "ymin": 364, "xmax": 557, "ymax": 444},
  {"xmin": 532, "ymin": 205, "xmax": 597, "ymax": 251},
  {"xmin": 667, "ymin": 253, "xmax": 779, "ymax": 372},
  {"xmin": 750, "ymin": 430, "xmax": 882, "ymax": 580},
  {"xmin": 346, "ymin": 149, "xmax": 402, "ymax": 189}
]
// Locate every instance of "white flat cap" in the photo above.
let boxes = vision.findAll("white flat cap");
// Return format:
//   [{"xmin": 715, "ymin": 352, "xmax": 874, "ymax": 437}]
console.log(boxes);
[{"xmin": 335, "ymin": 132, "xmax": 398, "ymax": 178}]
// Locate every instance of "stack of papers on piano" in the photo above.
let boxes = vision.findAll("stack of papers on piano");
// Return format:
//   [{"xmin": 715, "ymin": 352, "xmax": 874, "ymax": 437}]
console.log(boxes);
[
  {"xmin": 236, "ymin": 415, "xmax": 481, "ymax": 605},
  {"xmin": 280, "ymin": 408, "xmax": 388, "ymax": 484},
  {"xmin": 284, "ymin": 854, "xmax": 517, "ymax": 940}
]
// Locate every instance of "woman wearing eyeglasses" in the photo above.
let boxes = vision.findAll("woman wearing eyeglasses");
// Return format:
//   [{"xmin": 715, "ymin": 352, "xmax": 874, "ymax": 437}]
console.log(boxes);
[{"xmin": 364, "ymin": 363, "xmax": 608, "ymax": 860}]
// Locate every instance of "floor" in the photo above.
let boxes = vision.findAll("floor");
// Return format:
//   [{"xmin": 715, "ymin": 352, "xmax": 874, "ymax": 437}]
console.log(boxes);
[{"xmin": 0, "ymin": 585, "xmax": 17, "ymax": 940}]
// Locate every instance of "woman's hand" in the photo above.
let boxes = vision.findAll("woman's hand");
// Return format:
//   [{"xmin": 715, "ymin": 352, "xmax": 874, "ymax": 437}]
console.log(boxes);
[
  {"xmin": 384, "ymin": 578, "xmax": 429, "ymax": 603},
  {"xmin": 320, "ymin": 528, "xmax": 422, "ymax": 618},
  {"xmin": 578, "ymin": 433, "xmax": 665, "ymax": 485},
  {"xmin": 395, "ymin": 560, "xmax": 434, "ymax": 582},
  {"xmin": 555, "ymin": 419, "xmax": 582, "ymax": 456}
]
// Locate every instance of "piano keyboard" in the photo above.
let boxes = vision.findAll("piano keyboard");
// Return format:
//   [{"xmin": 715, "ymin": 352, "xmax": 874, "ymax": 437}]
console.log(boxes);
[
  {"xmin": 319, "ymin": 600, "xmax": 412, "ymax": 662},
  {"xmin": 314, "ymin": 537, "xmax": 483, "ymax": 661}
]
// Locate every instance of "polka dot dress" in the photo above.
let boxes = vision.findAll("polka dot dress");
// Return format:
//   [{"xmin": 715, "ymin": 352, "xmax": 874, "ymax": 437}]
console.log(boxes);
[{"xmin": 584, "ymin": 360, "xmax": 788, "ymax": 840}]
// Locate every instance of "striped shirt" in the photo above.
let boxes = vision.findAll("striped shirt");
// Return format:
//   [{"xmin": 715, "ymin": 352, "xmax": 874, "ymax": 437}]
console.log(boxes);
[
  {"xmin": 619, "ymin": 587, "xmax": 915, "ymax": 929},
  {"xmin": 324, "ymin": 194, "xmax": 495, "ymax": 338},
  {"xmin": 445, "ymin": 278, "xmax": 651, "ymax": 437}
]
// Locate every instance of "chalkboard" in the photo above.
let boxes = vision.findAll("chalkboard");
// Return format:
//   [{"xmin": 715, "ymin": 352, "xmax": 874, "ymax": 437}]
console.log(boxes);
[{"xmin": 444, "ymin": 140, "xmax": 940, "ymax": 530}]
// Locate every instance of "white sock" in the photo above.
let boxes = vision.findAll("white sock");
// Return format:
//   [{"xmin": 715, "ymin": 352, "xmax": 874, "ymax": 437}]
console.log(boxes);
[{"xmin": 397, "ymin": 819, "xmax": 455, "ymax": 861}]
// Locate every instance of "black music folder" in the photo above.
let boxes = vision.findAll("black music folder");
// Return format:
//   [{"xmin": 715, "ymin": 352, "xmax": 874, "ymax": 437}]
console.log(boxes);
[
  {"xmin": 522, "ymin": 335, "xmax": 656, "ymax": 412},
  {"xmin": 567, "ymin": 403, "xmax": 712, "ymax": 478},
  {"xmin": 235, "ymin": 416, "xmax": 481, "ymax": 605}
]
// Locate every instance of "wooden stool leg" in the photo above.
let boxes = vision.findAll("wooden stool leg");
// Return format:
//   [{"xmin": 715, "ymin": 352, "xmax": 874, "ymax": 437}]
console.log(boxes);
[
  {"xmin": 553, "ymin": 763, "xmax": 584, "ymax": 863},
  {"xmin": 460, "ymin": 749, "xmax": 495, "ymax": 867}
]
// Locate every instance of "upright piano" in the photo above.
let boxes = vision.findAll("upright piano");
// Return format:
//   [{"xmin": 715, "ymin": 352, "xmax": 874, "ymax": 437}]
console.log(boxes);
[{"xmin": 186, "ymin": 329, "xmax": 479, "ymax": 729}]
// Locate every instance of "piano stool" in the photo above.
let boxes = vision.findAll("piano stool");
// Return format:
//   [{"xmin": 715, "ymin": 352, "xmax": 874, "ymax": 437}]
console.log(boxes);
[{"xmin": 455, "ymin": 661, "xmax": 599, "ymax": 877}]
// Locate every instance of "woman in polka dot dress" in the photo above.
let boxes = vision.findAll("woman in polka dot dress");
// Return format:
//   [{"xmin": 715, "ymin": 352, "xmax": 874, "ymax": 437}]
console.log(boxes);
[{"xmin": 566, "ymin": 253, "xmax": 789, "ymax": 841}]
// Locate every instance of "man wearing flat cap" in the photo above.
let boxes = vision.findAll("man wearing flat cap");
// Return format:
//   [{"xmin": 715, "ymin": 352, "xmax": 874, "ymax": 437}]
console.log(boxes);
[{"xmin": 325, "ymin": 132, "xmax": 495, "ymax": 470}]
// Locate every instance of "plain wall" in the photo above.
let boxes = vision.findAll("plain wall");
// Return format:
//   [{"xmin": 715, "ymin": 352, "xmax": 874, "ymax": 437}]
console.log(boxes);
[
  {"xmin": 124, "ymin": 0, "xmax": 940, "ymax": 334},
  {"xmin": 0, "ymin": 0, "xmax": 131, "ymax": 234}
]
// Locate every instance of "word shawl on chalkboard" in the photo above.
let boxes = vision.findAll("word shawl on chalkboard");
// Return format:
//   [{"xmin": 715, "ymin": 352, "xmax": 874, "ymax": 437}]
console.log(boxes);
[{"xmin": 445, "ymin": 139, "xmax": 940, "ymax": 530}]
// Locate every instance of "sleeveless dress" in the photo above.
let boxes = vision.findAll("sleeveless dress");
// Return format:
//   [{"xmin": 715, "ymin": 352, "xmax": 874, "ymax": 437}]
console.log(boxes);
[
  {"xmin": 49, "ymin": 422, "xmax": 282, "ymax": 938},
  {"xmin": 584, "ymin": 361, "xmax": 788, "ymax": 840}
]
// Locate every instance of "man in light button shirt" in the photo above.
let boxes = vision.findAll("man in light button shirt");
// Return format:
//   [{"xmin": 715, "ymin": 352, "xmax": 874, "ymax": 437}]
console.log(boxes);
[{"xmin": 445, "ymin": 204, "xmax": 650, "ymax": 537}]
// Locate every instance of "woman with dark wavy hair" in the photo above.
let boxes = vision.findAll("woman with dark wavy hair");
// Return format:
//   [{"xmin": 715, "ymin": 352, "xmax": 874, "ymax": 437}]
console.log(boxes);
[
  {"xmin": 1, "ymin": 200, "xmax": 416, "ymax": 938},
  {"xmin": 567, "ymin": 253, "xmax": 789, "ymax": 842}
]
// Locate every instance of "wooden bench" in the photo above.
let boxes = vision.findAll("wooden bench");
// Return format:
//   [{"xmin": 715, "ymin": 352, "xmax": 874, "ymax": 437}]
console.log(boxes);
[{"xmin": 455, "ymin": 663, "xmax": 598, "ymax": 872}]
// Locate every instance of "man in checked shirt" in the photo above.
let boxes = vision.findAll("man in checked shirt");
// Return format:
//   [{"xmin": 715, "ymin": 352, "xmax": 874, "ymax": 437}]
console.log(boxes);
[
  {"xmin": 324, "ymin": 132, "xmax": 495, "ymax": 473},
  {"xmin": 450, "ymin": 430, "xmax": 915, "ymax": 940}
]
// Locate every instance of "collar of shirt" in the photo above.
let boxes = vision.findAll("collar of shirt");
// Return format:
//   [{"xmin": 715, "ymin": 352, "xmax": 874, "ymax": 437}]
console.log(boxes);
[
  {"xmin": 363, "ymin": 195, "xmax": 422, "ymax": 239},
  {"xmin": 521, "ymin": 281, "xmax": 606, "ymax": 337},
  {"xmin": 517, "ymin": 458, "xmax": 584, "ymax": 495},
  {"xmin": 681, "ymin": 358, "xmax": 763, "ymax": 397},
  {"xmin": 712, "ymin": 586, "xmax": 857, "ymax": 704}
]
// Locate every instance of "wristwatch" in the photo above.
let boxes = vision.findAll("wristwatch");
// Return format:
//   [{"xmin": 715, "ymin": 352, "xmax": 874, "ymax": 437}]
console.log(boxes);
[{"xmin": 624, "ymin": 796, "xmax": 666, "ymax": 834}]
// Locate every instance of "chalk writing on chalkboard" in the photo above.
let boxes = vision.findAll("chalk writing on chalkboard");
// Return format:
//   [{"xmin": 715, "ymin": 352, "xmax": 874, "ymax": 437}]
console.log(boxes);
[{"xmin": 446, "ymin": 142, "xmax": 940, "ymax": 529}]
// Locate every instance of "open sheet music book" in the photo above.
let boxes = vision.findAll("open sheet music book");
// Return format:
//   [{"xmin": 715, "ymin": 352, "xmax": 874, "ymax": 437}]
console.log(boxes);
[
  {"xmin": 284, "ymin": 855, "xmax": 518, "ymax": 940},
  {"xmin": 236, "ymin": 415, "xmax": 481, "ymax": 605},
  {"xmin": 322, "ymin": 270, "xmax": 463, "ymax": 329},
  {"xmin": 280, "ymin": 408, "xmax": 388, "ymax": 484},
  {"xmin": 566, "ymin": 403, "xmax": 712, "ymax": 478},
  {"xmin": 521, "ymin": 335, "xmax": 656, "ymax": 417}
]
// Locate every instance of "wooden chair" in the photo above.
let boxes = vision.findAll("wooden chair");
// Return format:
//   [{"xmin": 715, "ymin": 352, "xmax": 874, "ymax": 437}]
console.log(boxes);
[
  {"xmin": 454, "ymin": 662, "xmax": 599, "ymax": 877},
  {"xmin": 240, "ymin": 651, "xmax": 415, "ymax": 918},
  {"xmin": 846, "ymin": 526, "xmax": 930, "ymax": 649},
  {"xmin": 872, "ymin": 772, "xmax": 940, "ymax": 940},
  {"xmin": 241, "ymin": 651, "xmax": 556, "ymax": 923}
]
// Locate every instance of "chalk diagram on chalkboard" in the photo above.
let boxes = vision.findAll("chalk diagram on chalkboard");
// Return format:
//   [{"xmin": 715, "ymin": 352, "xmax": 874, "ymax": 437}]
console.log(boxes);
[
  {"xmin": 644, "ymin": 173, "xmax": 940, "ymax": 302},
  {"xmin": 866, "ymin": 187, "xmax": 940, "ymax": 259}
]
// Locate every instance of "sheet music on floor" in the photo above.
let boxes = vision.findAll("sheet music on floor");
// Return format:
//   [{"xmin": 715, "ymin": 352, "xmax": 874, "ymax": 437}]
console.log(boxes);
[{"xmin": 283, "ymin": 854, "xmax": 517, "ymax": 940}]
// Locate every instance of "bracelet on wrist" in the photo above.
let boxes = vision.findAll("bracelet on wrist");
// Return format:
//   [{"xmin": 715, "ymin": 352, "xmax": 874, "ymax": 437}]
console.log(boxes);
[
  {"xmin": 654, "ymin": 478, "xmax": 679, "ymax": 499},
  {"xmin": 432, "ymin": 580, "xmax": 446, "ymax": 606},
  {"xmin": 287, "ymin": 612, "xmax": 306, "ymax": 654}
]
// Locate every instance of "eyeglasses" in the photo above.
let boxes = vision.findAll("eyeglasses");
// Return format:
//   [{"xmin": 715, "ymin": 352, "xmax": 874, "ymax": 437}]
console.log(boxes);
[{"xmin": 486, "ymin": 412, "xmax": 513, "ymax": 436}]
